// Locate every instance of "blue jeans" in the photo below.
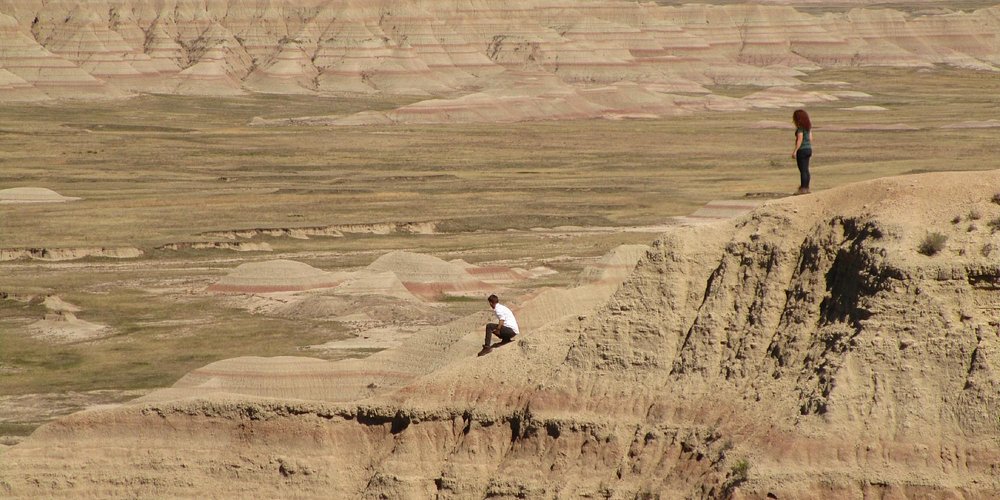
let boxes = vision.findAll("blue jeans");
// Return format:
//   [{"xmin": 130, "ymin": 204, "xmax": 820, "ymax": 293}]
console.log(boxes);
[{"xmin": 796, "ymin": 148, "xmax": 812, "ymax": 188}]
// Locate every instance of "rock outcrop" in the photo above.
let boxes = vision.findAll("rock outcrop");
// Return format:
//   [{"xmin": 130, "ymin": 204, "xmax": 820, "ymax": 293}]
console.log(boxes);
[
  {"xmin": 1, "ymin": 1, "xmax": 998, "ymax": 121},
  {"xmin": 207, "ymin": 259, "xmax": 346, "ymax": 293},
  {"xmin": 3, "ymin": 170, "xmax": 999, "ymax": 498},
  {"xmin": 0, "ymin": 246, "xmax": 142, "ymax": 261},
  {"xmin": 0, "ymin": 187, "xmax": 80, "ymax": 204}
]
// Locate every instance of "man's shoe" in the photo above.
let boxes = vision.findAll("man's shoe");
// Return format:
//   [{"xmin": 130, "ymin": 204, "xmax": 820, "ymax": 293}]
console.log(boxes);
[{"xmin": 477, "ymin": 345, "xmax": 493, "ymax": 357}]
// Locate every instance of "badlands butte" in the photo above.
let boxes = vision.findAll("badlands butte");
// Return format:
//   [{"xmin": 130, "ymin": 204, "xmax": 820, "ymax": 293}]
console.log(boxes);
[
  {"xmin": 2, "ymin": 0, "xmax": 1000, "ymax": 498},
  {"xmin": 0, "ymin": 0, "xmax": 999, "ymax": 118}
]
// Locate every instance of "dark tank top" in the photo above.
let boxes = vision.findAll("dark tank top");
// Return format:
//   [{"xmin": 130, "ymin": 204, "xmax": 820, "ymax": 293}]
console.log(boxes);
[{"xmin": 797, "ymin": 128, "xmax": 811, "ymax": 150}]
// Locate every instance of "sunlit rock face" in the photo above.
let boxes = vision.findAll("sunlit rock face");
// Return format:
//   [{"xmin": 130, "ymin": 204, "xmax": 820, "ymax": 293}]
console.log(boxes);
[
  {"xmin": 4, "ymin": 170, "xmax": 1000, "ymax": 498},
  {"xmin": 0, "ymin": 1, "xmax": 997, "ymax": 103}
]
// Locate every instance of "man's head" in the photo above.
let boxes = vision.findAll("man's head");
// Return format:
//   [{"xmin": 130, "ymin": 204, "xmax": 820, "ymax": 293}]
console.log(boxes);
[{"xmin": 487, "ymin": 294, "xmax": 499, "ymax": 308}]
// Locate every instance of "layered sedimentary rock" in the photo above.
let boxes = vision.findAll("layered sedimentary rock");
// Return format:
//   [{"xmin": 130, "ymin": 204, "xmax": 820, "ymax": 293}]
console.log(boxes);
[
  {"xmin": 207, "ymin": 259, "xmax": 345, "ymax": 293},
  {"xmin": 35, "ymin": 5, "xmax": 165, "ymax": 91},
  {"xmin": 4, "ymin": 170, "xmax": 1000, "ymax": 498},
  {"xmin": 0, "ymin": 68, "xmax": 49, "ymax": 102},
  {"xmin": 0, "ymin": 246, "xmax": 142, "ymax": 261},
  {"xmin": 0, "ymin": 1, "xmax": 997, "ymax": 115},
  {"xmin": 0, "ymin": 12, "xmax": 114, "ymax": 99},
  {"xmin": 365, "ymin": 251, "xmax": 492, "ymax": 298}
]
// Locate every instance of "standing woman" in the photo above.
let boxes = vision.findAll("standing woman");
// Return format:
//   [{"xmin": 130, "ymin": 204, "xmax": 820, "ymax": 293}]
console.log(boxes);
[{"xmin": 792, "ymin": 109, "xmax": 813, "ymax": 194}]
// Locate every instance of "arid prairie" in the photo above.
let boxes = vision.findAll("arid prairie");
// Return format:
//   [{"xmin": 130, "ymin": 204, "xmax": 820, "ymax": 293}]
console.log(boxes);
[{"xmin": 2, "ymin": 0, "xmax": 1000, "ymax": 497}]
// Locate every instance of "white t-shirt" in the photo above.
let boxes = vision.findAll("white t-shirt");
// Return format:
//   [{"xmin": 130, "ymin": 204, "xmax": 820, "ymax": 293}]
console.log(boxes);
[{"xmin": 493, "ymin": 303, "xmax": 520, "ymax": 334}]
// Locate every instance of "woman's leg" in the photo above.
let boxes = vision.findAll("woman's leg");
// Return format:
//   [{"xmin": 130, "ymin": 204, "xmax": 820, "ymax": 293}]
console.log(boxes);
[{"xmin": 796, "ymin": 149, "xmax": 812, "ymax": 190}]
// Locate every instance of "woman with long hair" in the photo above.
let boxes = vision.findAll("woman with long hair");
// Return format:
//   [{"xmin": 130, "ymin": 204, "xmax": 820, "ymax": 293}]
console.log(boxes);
[{"xmin": 792, "ymin": 109, "xmax": 813, "ymax": 194}]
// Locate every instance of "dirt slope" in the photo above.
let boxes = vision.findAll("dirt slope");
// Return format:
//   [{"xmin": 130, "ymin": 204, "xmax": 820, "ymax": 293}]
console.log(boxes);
[{"xmin": 2, "ymin": 170, "xmax": 1000, "ymax": 498}]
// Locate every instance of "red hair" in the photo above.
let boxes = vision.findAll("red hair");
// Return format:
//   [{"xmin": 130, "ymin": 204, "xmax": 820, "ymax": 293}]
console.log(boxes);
[{"xmin": 793, "ymin": 109, "xmax": 811, "ymax": 130}]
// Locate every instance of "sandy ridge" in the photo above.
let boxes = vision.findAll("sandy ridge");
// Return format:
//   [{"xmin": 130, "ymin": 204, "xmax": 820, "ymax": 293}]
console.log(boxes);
[{"xmin": 4, "ymin": 170, "xmax": 1000, "ymax": 497}]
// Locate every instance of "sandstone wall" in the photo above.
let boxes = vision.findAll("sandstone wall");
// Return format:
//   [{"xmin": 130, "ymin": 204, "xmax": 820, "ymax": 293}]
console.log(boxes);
[{"xmin": 0, "ymin": 1, "xmax": 998, "ymax": 102}]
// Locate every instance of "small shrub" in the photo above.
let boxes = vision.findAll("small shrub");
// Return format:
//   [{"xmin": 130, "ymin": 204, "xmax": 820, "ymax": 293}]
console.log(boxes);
[
  {"xmin": 731, "ymin": 459, "xmax": 750, "ymax": 480},
  {"xmin": 989, "ymin": 218, "xmax": 1000, "ymax": 233},
  {"xmin": 968, "ymin": 223, "xmax": 977, "ymax": 232},
  {"xmin": 991, "ymin": 193, "xmax": 1000, "ymax": 205},
  {"xmin": 983, "ymin": 243, "xmax": 994, "ymax": 257},
  {"xmin": 968, "ymin": 209, "xmax": 982, "ymax": 221},
  {"xmin": 719, "ymin": 439, "xmax": 734, "ymax": 456},
  {"xmin": 951, "ymin": 215, "xmax": 962, "ymax": 224},
  {"xmin": 918, "ymin": 232, "xmax": 947, "ymax": 256},
  {"xmin": 722, "ymin": 459, "xmax": 751, "ymax": 497}
]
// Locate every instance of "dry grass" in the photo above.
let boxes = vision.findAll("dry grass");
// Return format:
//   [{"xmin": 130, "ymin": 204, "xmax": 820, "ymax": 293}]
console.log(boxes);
[
  {"xmin": 918, "ymin": 232, "xmax": 948, "ymax": 256},
  {"xmin": 1, "ymin": 67, "xmax": 999, "ymax": 435}
]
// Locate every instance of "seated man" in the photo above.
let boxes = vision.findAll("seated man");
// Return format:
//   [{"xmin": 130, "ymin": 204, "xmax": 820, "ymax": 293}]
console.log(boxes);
[{"xmin": 478, "ymin": 294, "xmax": 520, "ymax": 356}]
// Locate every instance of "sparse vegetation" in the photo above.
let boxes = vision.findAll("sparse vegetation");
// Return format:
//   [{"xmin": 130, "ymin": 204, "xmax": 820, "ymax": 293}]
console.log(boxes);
[
  {"xmin": 0, "ymin": 423, "xmax": 36, "ymax": 437},
  {"xmin": 731, "ymin": 459, "xmax": 750, "ymax": 480},
  {"xmin": 951, "ymin": 215, "xmax": 962, "ymax": 224},
  {"xmin": 992, "ymin": 193, "xmax": 1000, "ymax": 205},
  {"xmin": 722, "ymin": 458, "xmax": 751, "ymax": 497},
  {"xmin": 918, "ymin": 232, "xmax": 948, "ymax": 256},
  {"xmin": 438, "ymin": 295, "xmax": 482, "ymax": 303},
  {"xmin": 968, "ymin": 209, "xmax": 982, "ymax": 220},
  {"xmin": 4, "ymin": 67, "xmax": 1000, "ymax": 443},
  {"xmin": 982, "ymin": 243, "xmax": 994, "ymax": 257},
  {"xmin": 989, "ymin": 218, "xmax": 1000, "ymax": 233}
]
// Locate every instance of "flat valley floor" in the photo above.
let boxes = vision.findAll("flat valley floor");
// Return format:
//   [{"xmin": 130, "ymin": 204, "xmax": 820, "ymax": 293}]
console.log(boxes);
[{"xmin": 2, "ymin": 67, "xmax": 999, "ymax": 440}]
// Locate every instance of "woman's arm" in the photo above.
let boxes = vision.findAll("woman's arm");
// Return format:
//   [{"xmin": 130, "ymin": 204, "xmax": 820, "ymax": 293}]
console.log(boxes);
[{"xmin": 792, "ymin": 131, "xmax": 803, "ymax": 158}]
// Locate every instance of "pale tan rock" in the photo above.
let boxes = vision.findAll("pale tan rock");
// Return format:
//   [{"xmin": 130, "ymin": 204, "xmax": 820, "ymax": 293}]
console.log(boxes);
[
  {"xmin": 0, "ymin": 187, "xmax": 79, "ymax": 204},
  {"xmin": 0, "ymin": 68, "xmax": 49, "ymax": 102},
  {"xmin": 0, "ymin": 246, "xmax": 142, "ymax": 261},
  {"xmin": 41, "ymin": 295, "xmax": 81, "ymax": 313},
  {"xmin": 40, "ymin": 4, "xmax": 165, "ymax": 92},
  {"xmin": 170, "ymin": 43, "xmax": 249, "ymax": 96},
  {"xmin": 0, "ymin": 12, "xmax": 114, "ymax": 99},
  {"xmin": 244, "ymin": 41, "xmax": 319, "ymax": 94},
  {"xmin": 207, "ymin": 259, "xmax": 344, "ymax": 293},
  {"xmin": 366, "ymin": 250, "xmax": 490, "ymax": 299},
  {"xmin": 28, "ymin": 311, "xmax": 110, "ymax": 343},
  {"xmin": 1, "ymin": 0, "xmax": 998, "ymax": 115},
  {"xmin": 5, "ymin": 178, "xmax": 1000, "ymax": 498}
]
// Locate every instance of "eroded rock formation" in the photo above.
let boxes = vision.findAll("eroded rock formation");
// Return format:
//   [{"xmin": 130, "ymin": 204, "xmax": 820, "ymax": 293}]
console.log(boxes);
[
  {"xmin": 3, "ymin": 170, "xmax": 999, "ymax": 498},
  {"xmin": 0, "ymin": 1, "xmax": 997, "ymax": 116}
]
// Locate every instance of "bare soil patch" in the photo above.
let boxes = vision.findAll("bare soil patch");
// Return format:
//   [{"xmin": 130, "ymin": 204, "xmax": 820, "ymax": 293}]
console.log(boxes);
[{"xmin": 1, "ymin": 67, "xmax": 998, "ymax": 444}]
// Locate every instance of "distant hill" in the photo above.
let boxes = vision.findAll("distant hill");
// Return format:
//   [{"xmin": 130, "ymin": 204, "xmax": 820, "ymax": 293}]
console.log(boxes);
[{"xmin": 1, "ymin": 1, "xmax": 997, "ymax": 120}]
